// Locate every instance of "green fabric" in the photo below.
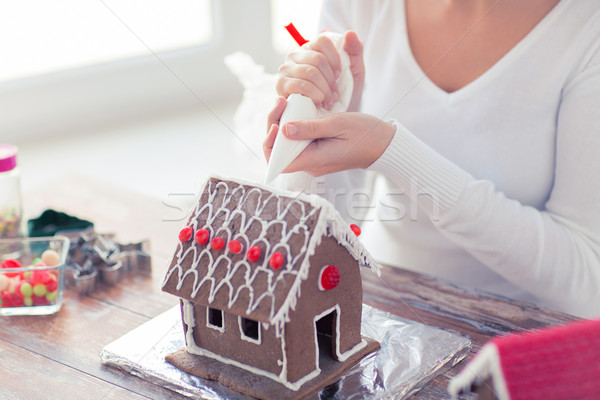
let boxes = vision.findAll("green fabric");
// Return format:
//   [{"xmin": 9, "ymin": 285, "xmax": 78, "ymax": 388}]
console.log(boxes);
[{"xmin": 28, "ymin": 209, "xmax": 93, "ymax": 237}]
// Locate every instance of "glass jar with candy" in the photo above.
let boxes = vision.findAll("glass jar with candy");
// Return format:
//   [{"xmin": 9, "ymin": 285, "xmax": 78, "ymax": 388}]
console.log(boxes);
[{"xmin": 0, "ymin": 144, "xmax": 25, "ymax": 239}]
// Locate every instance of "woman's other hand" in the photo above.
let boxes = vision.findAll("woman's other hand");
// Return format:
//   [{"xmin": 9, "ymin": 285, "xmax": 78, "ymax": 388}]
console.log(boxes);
[
  {"xmin": 264, "ymin": 96, "xmax": 395, "ymax": 176},
  {"xmin": 276, "ymin": 31, "xmax": 365, "ymax": 112}
]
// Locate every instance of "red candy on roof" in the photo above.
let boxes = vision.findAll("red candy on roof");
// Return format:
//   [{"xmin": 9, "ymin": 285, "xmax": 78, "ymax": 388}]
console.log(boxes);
[
  {"xmin": 179, "ymin": 226, "xmax": 193, "ymax": 242},
  {"xmin": 211, "ymin": 237, "xmax": 225, "ymax": 251},
  {"xmin": 350, "ymin": 224, "xmax": 361, "ymax": 237},
  {"xmin": 228, "ymin": 240, "xmax": 242, "ymax": 254},
  {"xmin": 269, "ymin": 252, "xmax": 284, "ymax": 270},
  {"xmin": 247, "ymin": 246, "xmax": 261, "ymax": 262},
  {"xmin": 195, "ymin": 229, "xmax": 210, "ymax": 245}
]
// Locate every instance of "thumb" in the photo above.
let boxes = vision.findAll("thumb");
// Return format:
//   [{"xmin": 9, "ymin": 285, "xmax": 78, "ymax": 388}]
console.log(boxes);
[
  {"xmin": 343, "ymin": 30, "xmax": 363, "ymax": 57},
  {"xmin": 343, "ymin": 31, "xmax": 365, "ymax": 112},
  {"xmin": 283, "ymin": 118, "xmax": 337, "ymax": 141}
]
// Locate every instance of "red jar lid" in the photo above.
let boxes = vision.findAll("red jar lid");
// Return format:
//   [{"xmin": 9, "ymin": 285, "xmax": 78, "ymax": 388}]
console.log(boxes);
[{"xmin": 0, "ymin": 144, "xmax": 17, "ymax": 173}]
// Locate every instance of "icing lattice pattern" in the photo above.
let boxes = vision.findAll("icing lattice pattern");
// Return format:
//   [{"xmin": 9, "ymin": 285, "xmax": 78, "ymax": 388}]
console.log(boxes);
[{"xmin": 163, "ymin": 178, "xmax": 321, "ymax": 323}]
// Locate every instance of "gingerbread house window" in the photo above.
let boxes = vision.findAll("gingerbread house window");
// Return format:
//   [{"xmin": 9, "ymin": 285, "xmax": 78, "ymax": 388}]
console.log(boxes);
[
  {"xmin": 207, "ymin": 307, "xmax": 224, "ymax": 331},
  {"xmin": 239, "ymin": 316, "xmax": 260, "ymax": 344}
]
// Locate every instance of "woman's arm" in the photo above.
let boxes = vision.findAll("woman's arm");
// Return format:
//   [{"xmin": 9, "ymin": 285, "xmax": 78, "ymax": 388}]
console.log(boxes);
[{"xmin": 275, "ymin": 47, "xmax": 600, "ymax": 319}]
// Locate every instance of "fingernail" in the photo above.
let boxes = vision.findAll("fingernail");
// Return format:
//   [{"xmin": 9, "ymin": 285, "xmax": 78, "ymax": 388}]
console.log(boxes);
[
  {"xmin": 335, "ymin": 70, "xmax": 341, "ymax": 79},
  {"xmin": 332, "ymin": 92, "xmax": 339, "ymax": 102},
  {"xmin": 285, "ymin": 123, "xmax": 297, "ymax": 137},
  {"xmin": 326, "ymin": 100, "xmax": 334, "ymax": 109}
]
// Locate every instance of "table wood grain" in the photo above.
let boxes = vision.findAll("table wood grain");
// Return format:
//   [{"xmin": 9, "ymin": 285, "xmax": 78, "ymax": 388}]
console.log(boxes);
[{"xmin": 0, "ymin": 175, "xmax": 577, "ymax": 399}]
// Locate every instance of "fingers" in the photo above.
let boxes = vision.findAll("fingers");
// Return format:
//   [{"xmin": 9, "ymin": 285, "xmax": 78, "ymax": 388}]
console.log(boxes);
[
  {"xmin": 307, "ymin": 35, "xmax": 341, "ymax": 87},
  {"xmin": 284, "ymin": 140, "xmax": 329, "ymax": 176},
  {"xmin": 276, "ymin": 35, "xmax": 341, "ymax": 109},
  {"xmin": 282, "ymin": 116, "xmax": 340, "ymax": 141},
  {"xmin": 267, "ymin": 96, "xmax": 287, "ymax": 132},
  {"xmin": 343, "ymin": 30, "xmax": 363, "ymax": 57},
  {"xmin": 276, "ymin": 76, "xmax": 328, "ymax": 109},
  {"xmin": 343, "ymin": 30, "xmax": 365, "ymax": 112},
  {"xmin": 263, "ymin": 123, "xmax": 279, "ymax": 163}
]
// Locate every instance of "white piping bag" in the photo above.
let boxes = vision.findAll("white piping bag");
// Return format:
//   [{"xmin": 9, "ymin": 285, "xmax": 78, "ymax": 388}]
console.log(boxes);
[{"xmin": 264, "ymin": 31, "xmax": 353, "ymax": 184}]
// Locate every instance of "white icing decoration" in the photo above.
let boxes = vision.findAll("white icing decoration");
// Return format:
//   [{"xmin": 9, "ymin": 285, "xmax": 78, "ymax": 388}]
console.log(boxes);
[
  {"xmin": 164, "ymin": 175, "xmax": 378, "ymax": 389},
  {"xmin": 313, "ymin": 304, "xmax": 367, "ymax": 363},
  {"xmin": 448, "ymin": 343, "xmax": 510, "ymax": 400},
  {"xmin": 238, "ymin": 316, "xmax": 261, "ymax": 345},
  {"xmin": 182, "ymin": 299, "xmax": 196, "ymax": 346}
]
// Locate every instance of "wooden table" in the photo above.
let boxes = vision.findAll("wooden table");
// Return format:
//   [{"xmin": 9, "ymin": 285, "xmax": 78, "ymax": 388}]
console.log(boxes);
[{"xmin": 0, "ymin": 175, "xmax": 577, "ymax": 399}]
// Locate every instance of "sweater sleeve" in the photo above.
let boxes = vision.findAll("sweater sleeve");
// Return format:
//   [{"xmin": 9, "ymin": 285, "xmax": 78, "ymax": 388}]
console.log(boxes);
[{"xmin": 368, "ymin": 59, "xmax": 600, "ymax": 318}]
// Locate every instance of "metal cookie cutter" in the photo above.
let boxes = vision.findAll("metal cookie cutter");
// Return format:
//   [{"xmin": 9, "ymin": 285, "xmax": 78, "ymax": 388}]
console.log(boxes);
[
  {"xmin": 59, "ymin": 229, "xmax": 151, "ymax": 295},
  {"xmin": 115, "ymin": 240, "xmax": 152, "ymax": 275},
  {"xmin": 68, "ymin": 261, "xmax": 98, "ymax": 295}
]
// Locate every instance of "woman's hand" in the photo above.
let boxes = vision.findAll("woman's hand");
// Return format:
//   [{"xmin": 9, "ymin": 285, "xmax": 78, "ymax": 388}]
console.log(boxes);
[
  {"xmin": 264, "ymin": 97, "xmax": 395, "ymax": 176},
  {"xmin": 277, "ymin": 30, "xmax": 365, "ymax": 112}
]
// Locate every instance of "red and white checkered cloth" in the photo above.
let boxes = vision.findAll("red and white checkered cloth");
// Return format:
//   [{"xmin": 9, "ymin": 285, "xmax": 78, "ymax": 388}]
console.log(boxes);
[{"xmin": 448, "ymin": 318, "xmax": 600, "ymax": 400}]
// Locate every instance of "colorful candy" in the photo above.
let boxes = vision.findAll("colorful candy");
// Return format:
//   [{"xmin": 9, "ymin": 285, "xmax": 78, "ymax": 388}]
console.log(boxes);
[
  {"xmin": 1, "ymin": 259, "xmax": 22, "ymax": 278},
  {"xmin": 41, "ymin": 250, "xmax": 60, "ymax": 267},
  {"xmin": 320, "ymin": 265, "xmax": 340, "ymax": 291},
  {"xmin": 246, "ymin": 246, "xmax": 262, "ymax": 262},
  {"xmin": 0, "ymin": 251, "xmax": 61, "ymax": 309},
  {"xmin": 178, "ymin": 226, "xmax": 193, "ymax": 242},
  {"xmin": 228, "ymin": 240, "xmax": 242, "ymax": 254},
  {"xmin": 210, "ymin": 237, "xmax": 225, "ymax": 251},
  {"xmin": 269, "ymin": 252, "xmax": 284, "ymax": 270},
  {"xmin": 0, "ymin": 207, "xmax": 22, "ymax": 239},
  {"xmin": 195, "ymin": 229, "xmax": 210, "ymax": 245}
]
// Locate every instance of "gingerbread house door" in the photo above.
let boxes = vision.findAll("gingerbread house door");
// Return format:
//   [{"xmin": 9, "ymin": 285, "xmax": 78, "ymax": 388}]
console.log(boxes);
[{"xmin": 315, "ymin": 307, "xmax": 338, "ymax": 364}]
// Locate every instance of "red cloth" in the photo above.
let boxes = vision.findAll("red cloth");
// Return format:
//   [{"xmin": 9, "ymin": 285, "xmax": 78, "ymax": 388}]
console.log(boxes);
[{"xmin": 493, "ymin": 318, "xmax": 600, "ymax": 400}]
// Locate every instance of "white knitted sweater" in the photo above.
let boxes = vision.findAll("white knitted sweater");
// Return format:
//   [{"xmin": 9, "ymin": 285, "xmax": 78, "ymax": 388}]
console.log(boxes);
[{"xmin": 293, "ymin": 0, "xmax": 600, "ymax": 318}]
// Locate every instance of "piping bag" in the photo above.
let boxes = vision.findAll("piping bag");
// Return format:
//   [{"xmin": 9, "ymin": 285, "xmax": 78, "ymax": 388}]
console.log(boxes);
[{"xmin": 264, "ymin": 24, "xmax": 353, "ymax": 184}]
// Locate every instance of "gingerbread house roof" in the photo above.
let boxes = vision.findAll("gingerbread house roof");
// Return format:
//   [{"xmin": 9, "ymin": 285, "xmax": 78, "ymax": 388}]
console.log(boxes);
[
  {"xmin": 448, "ymin": 318, "xmax": 600, "ymax": 400},
  {"xmin": 162, "ymin": 175, "xmax": 378, "ymax": 330}
]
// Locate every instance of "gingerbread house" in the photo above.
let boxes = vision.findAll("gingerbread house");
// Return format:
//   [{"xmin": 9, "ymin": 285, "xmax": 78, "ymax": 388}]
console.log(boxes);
[
  {"xmin": 161, "ymin": 176, "xmax": 379, "ymax": 397},
  {"xmin": 448, "ymin": 318, "xmax": 600, "ymax": 400}
]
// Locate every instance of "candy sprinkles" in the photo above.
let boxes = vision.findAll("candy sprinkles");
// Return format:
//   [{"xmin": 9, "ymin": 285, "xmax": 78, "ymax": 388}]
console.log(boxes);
[{"xmin": 0, "ymin": 207, "xmax": 22, "ymax": 239}]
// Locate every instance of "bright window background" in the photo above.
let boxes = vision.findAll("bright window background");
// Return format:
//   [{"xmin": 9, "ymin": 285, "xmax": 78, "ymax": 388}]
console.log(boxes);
[
  {"xmin": 271, "ymin": 0, "xmax": 323, "ymax": 54},
  {"xmin": 0, "ymin": 0, "xmax": 212, "ymax": 83}
]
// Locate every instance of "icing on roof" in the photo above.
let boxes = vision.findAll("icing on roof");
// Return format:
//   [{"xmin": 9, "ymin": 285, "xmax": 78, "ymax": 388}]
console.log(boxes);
[{"xmin": 162, "ymin": 175, "xmax": 379, "ymax": 329}]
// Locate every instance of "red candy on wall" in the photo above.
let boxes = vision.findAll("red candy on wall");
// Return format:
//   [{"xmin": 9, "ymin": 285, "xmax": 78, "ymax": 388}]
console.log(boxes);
[
  {"xmin": 320, "ymin": 265, "xmax": 340, "ymax": 290},
  {"xmin": 350, "ymin": 224, "xmax": 361, "ymax": 237}
]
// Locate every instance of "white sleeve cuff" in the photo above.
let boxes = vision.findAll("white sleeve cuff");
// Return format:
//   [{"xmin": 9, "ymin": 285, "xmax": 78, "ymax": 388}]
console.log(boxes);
[{"xmin": 367, "ymin": 120, "xmax": 471, "ymax": 216}]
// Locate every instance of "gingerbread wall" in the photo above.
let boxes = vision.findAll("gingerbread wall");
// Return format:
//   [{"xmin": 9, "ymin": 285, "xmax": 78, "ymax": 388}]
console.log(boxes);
[
  {"xmin": 189, "ymin": 305, "xmax": 284, "ymax": 376},
  {"xmin": 283, "ymin": 235, "xmax": 363, "ymax": 383}
]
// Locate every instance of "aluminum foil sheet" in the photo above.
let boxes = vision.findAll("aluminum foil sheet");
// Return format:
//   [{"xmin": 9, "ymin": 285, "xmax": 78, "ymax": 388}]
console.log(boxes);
[{"xmin": 100, "ymin": 305, "xmax": 470, "ymax": 399}]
